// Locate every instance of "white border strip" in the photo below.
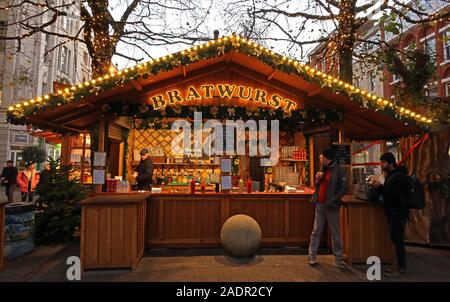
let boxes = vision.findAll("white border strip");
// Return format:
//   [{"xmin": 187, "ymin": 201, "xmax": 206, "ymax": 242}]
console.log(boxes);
[{"xmin": 420, "ymin": 32, "xmax": 435, "ymax": 42}]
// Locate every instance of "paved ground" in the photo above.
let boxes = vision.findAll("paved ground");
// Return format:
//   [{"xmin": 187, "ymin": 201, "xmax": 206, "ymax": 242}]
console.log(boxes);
[
  {"xmin": 2, "ymin": 188, "xmax": 449, "ymax": 282},
  {"xmin": 1, "ymin": 241, "xmax": 450, "ymax": 282}
]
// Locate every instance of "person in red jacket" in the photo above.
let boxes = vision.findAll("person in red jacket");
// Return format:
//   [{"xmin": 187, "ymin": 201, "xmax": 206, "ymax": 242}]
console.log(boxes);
[
  {"xmin": 308, "ymin": 148, "xmax": 347, "ymax": 269},
  {"xmin": 16, "ymin": 161, "xmax": 40, "ymax": 203}
]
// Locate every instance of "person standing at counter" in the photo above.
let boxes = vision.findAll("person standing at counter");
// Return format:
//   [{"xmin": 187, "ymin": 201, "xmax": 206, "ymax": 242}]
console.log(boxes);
[
  {"xmin": 371, "ymin": 152, "xmax": 409, "ymax": 278},
  {"xmin": 1, "ymin": 160, "xmax": 18, "ymax": 203},
  {"xmin": 135, "ymin": 149, "xmax": 154, "ymax": 191},
  {"xmin": 17, "ymin": 161, "xmax": 40, "ymax": 202},
  {"xmin": 308, "ymin": 148, "xmax": 347, "ymax": 269}
]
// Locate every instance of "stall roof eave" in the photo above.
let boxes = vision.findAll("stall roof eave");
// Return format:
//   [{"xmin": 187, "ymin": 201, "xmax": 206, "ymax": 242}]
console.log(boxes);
[{"xmin": 12, "ymin": 36, "xmax": 426, "ymax": 139}]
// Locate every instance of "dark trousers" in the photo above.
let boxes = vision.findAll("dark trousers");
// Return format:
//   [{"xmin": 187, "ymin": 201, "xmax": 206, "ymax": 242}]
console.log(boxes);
[
  {"xmin": 21, "ymin": 192, "xmax": 35, "ymax": 203},
  {"xmin": 5, "ymin": 184, "xmax": 16, "ymax": 202},
  {"xmin": 387, "ymin": 214, "xmax": 408, "ymax": 270},
  {"xmin": 137, "ymin": 182, "xmax": 152, "ymax": 191}
]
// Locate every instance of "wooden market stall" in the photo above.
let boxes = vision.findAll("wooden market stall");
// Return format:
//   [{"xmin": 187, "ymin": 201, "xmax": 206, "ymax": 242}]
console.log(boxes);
[
  {"xmin": 7, "ymin": 34, "xmax": 432, "ymax": 267},
  {"xmin": 0, "ymin": 201, "xmax": 5, "ymax": 270}
]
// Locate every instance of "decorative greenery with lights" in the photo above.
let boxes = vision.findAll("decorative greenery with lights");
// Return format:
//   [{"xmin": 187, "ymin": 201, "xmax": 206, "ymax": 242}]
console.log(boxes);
[
  {"xmin": 6, "ymin": 34, "xmax": 439, "ymax": 131},
  {"xmin": 105, "ymin": 102, "xmax": 343, "ymax": 133}
]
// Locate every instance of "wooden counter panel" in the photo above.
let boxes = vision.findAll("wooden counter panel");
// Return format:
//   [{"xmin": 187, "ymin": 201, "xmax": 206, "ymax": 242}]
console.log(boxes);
[
  {"xmin": 228, "ymin": 197, "xmax": 286, "ymax": 238},
  {"xmin": 146, "ymin": 194, "xmax": 319, "ymax": 247},
  {"xmin": 287, "ymin": 199, "xmax": 316, "ymax": 241},
  {"xmin": 0, "ymin": 203, "xmax": 5, "ymax": 270},
  {"xmin": 81, "ymin": 198, "xmax": 146, "ymax": 270},
  {"xmin": 148, "ymin": 196, "xmax": 222, "ymax": 245},
  {"xmin": 163, "ymin": 198, "xmax": 221, "ymax": 239},
  {"xmin": 340, "ymin": 196, "xmax": 394, "ymax": 264}
]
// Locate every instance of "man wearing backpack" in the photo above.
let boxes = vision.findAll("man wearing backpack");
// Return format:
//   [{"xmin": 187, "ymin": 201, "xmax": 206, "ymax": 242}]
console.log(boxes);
[{"xmin": 371, "ymin": 152, "xmax": 409, "ymax": 278}]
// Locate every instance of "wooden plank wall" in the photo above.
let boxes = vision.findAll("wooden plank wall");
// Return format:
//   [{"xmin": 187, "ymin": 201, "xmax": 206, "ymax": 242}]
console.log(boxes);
[
  {"xmin": 146, "ymin": 194, "xmax": 324, "ymax": 248},
  {"xmin": 0, "ymin": 204, "xmax": 4, "ymax": 270},
  {"xmin": 340, "ymin": 203, "xmax": 394, "ymax": 264},
  {"xmin": 81, "ymin": 201, "xmax": 146, "ymax": 271}
]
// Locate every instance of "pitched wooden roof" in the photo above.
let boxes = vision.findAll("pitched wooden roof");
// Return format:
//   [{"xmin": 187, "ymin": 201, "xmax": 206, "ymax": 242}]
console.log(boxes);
[{"xmin": 7, "ymin": 34, "xmax": 431, "ymax": 140}]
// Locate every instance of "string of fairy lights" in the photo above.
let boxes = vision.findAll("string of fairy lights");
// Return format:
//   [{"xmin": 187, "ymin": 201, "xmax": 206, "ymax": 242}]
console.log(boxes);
[{"xmin": 6, "ymin": 34, "xmax": 436, "ymax": 127}]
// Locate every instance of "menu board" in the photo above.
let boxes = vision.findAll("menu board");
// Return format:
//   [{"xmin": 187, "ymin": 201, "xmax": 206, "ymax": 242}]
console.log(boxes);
[
  {"xmin": 92, "ymin": 169, "xmax": 105, "ymax": 184},
  {"xmin": 332, "ymin": 143, "xmax": 351, "ymax": 166},
  {"xmin": 94, "ymin": 152, "xmax": 106, "ymax": 167},
  {"xmin": 221, "ymin": 176, "xmax": 232, "ymax": 190},
  {"xmin": 220, "ymin": 158, "xmax": 232, "ymax": 173}
]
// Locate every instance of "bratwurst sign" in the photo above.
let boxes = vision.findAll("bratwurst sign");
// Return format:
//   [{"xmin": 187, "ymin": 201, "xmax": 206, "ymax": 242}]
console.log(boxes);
[{"xmin": 149, "ymin": 83, "xmax": 298, "ymax": 111}]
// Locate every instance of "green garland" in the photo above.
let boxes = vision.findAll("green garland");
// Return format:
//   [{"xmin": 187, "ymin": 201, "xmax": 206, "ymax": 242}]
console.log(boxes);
[
  {"xmin": 105, "ymin": 103, "xmax": 343, "ymax": 133},
  {"xmin": 6, "ymin": 35, "xmax": 436, "ymax": 131},
  {"xmin": 122, "ymin": 129, "xmax": 130, "ymax": 179}
]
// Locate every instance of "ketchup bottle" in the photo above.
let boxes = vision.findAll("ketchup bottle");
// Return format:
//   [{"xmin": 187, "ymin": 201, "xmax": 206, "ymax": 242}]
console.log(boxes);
[
  {"xmin": 200, "ymin": 179, "xmax": 206, "ymax": 193},
  {"xmin": 247, "ymin": 178, "xmax": 252, "ymax": 193},
  {"xmin": 190, "ymin": 177, "xmax": 196, "ymax": 194}
]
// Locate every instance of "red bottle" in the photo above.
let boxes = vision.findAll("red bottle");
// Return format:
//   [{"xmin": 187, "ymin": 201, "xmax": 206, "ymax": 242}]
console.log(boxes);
[
  {"xmin": 190, "ymin": 177, "xmax": 196, "ymax": 194},
  {"xmin": 200, "ymin": 179, "xmax": 206, "ymax": 193},
  {"xmin": 247, "ymin": 178, "xmax": 252, "ymax": 193}
]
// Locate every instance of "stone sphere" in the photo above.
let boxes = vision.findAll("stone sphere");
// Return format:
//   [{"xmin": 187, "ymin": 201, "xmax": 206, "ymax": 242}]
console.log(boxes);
[{"xmin": 220, "ymin": 214, "xmax": 262, "ymax": 258}]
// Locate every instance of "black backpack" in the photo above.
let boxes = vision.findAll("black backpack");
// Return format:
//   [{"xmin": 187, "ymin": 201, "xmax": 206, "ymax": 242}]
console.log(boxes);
[{"xmin": 407, "ymin": 174, "xmax": 425, "ymax": 209}]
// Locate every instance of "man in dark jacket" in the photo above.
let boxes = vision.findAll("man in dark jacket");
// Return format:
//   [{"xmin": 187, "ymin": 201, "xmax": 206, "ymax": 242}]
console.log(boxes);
[
  {"xmin": 135, "ymin": 149, "xmax": 154, "ymax": 191},
  {"xmin": 308, "ymin": 148, "xmax": 347, "ymax": 268},
  {"xmin": 1, "ymin": 160, "xmax": 18, "ymax": 203},
  {"xmin": 371, "ymin": 152, "xmax": 409, "ymax": 278}
]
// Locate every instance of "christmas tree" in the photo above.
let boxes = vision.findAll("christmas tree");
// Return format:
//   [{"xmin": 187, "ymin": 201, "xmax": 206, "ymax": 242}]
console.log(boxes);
[{"xmin": 35, "ymin": 158, "xmax": 86, "ymax": 244}]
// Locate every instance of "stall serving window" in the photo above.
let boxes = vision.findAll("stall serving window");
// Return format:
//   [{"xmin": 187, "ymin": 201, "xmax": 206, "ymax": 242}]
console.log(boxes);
[
  {"xmin": 351, "ymin": 140, "xmax": 401, "ymax": 185},
  {"xmin": 69, "ymin": 133, "xmax": 91, "ymax": 184}
]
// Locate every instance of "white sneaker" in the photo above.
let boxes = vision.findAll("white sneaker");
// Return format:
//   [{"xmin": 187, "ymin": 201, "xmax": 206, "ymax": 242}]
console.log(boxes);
[
  {"xmin": 308, "ymin": 256, "xmax": 318, "ymax": 266},
  {"xmin": 335, "ymin": 259, "xmax": 345, "ymax": 269}
]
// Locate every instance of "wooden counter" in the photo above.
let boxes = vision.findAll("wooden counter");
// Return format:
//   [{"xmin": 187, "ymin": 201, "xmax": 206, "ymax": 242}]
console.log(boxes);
[
  {"xmin": 340, "ymin": 195, "xmax": 394, "ymax": 265},
  {"xmin": 0, "ymin": 202, "xmax": 6, "ymax": 270},
  {"xmin": 80, "ymin": 193, "xmax": 149, "ymax": 271},
  {"xmin": 146, "ymin": 191, "xmax": 326, "ymax": 248}
]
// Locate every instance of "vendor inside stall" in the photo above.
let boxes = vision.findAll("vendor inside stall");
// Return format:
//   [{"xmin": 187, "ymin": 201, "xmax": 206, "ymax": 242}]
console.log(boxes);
[{"xmin": 134, "ymin": 148, "xmax": 154, "ymax": 191}]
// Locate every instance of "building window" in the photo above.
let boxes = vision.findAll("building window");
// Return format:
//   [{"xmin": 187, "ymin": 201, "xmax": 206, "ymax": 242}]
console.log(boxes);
[
  {"xmin": 67, "ymin": 49, "xmax": 72, "ymax": 74},
  {"xmin": 424, "ymin": 37, "xmax": 436, "ymax": 57},
  {"xmin": 445, "ymin": 81, "xmax": 450, "ymax": 97},
  {"xmin": 369, "ymin": 73, "xmax": 376, "ymax": 93},
  {"xmin": 44, "ymin": 35, "xmax": 51, "ymax": 63},
  {"xmin": 316, "ymin": 62, "xmax": 321, "ymax": 71},
  {"xmin": 425, "ymin": 82, "xmax": 438, "ymax": 97},
  {"xmin": 444, "ymin": 31, "xmax": 450, "ymax": 61},
  {"xmin": 392, "ymin": 73, "xmax": 400, "ymax": 83},
  {"xmin": 58, "ymin": 46, "xmax": 71, "ymax": 74},
  {"xmin": 83, "ymin": 52, "xmax": 89, "ymax": 66},
  {"xmin": 0, "ymin": 20, "xmax": 6, "ymax": 51}
]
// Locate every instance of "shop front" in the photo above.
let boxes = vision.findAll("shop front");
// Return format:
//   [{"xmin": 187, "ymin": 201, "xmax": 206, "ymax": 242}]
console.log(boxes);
[{"xmin": 7, "ymin": 34, "xmax": 432, "ymax": 269}]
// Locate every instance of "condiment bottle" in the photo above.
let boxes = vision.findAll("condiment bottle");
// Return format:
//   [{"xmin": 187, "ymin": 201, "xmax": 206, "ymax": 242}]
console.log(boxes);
[
  {"xmin": 238, "ymin": 178, "xmax": 244, "ymax": 193},
  {"xmin": 190, "ymin": 177, "xmax": 196, "ymax": 194},
  {"xmin": 247, "ymin": 178, "xmax": 252, "ymax": 193}
]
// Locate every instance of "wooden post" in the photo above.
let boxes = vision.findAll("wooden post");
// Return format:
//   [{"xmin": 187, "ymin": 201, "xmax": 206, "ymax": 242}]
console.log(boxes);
[
  {"xmin": 294, "ymin": 132, "xmax": 306, "ymax": 185},
  {"xmin": 94, "ymin": 118, "xmax": 106, "ymax": 194},
  {"xmin": 60, "ymin": 135, "xmax": 72, "ymax": 166},
  {"xmin": 308, "ymin": 135, "xmax": 315, "ymax": 187},
  {"xmin": 337, "ymin": 122, "xmax": 353, "ymax": 194},
  {"xmin": 80, "ymin": 133, "xmax": 87, "ymax": 184},
  {"xmin": 0, "ymin": 202, "xmax": 5, "ymax": 270},
  {"xmin": 118, "ymin": 142, "xmax": 124, "ymax": 177}
]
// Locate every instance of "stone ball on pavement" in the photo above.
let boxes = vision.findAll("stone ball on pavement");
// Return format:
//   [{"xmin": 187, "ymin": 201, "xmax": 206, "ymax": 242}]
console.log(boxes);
[{"xmin": 220, "ymin": 214, "xmax": 262, "ymax": 258}]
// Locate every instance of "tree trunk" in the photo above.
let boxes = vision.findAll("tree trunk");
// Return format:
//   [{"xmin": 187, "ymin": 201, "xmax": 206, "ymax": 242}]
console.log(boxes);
[
  {"xmin": 90, "ymin": 28, "xmax": 114, "ymax": 77},
  {"xmin": 91, "ymin": 49, "xmax": 114, "ymax": 78},
  {"xmin": 88, "ymin": 2, "xmax": 116, "ymax": 77},
  {"xmin": 401, "ymin": 127, "xmax": 450, "ymax": 246},
  {"xmin": 337, "ymin": 0, "xmax": 358, "ymax": 83},
  {"xmin": 339, "ymin": 50, "xmax": 353, "ymax": 83}
]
